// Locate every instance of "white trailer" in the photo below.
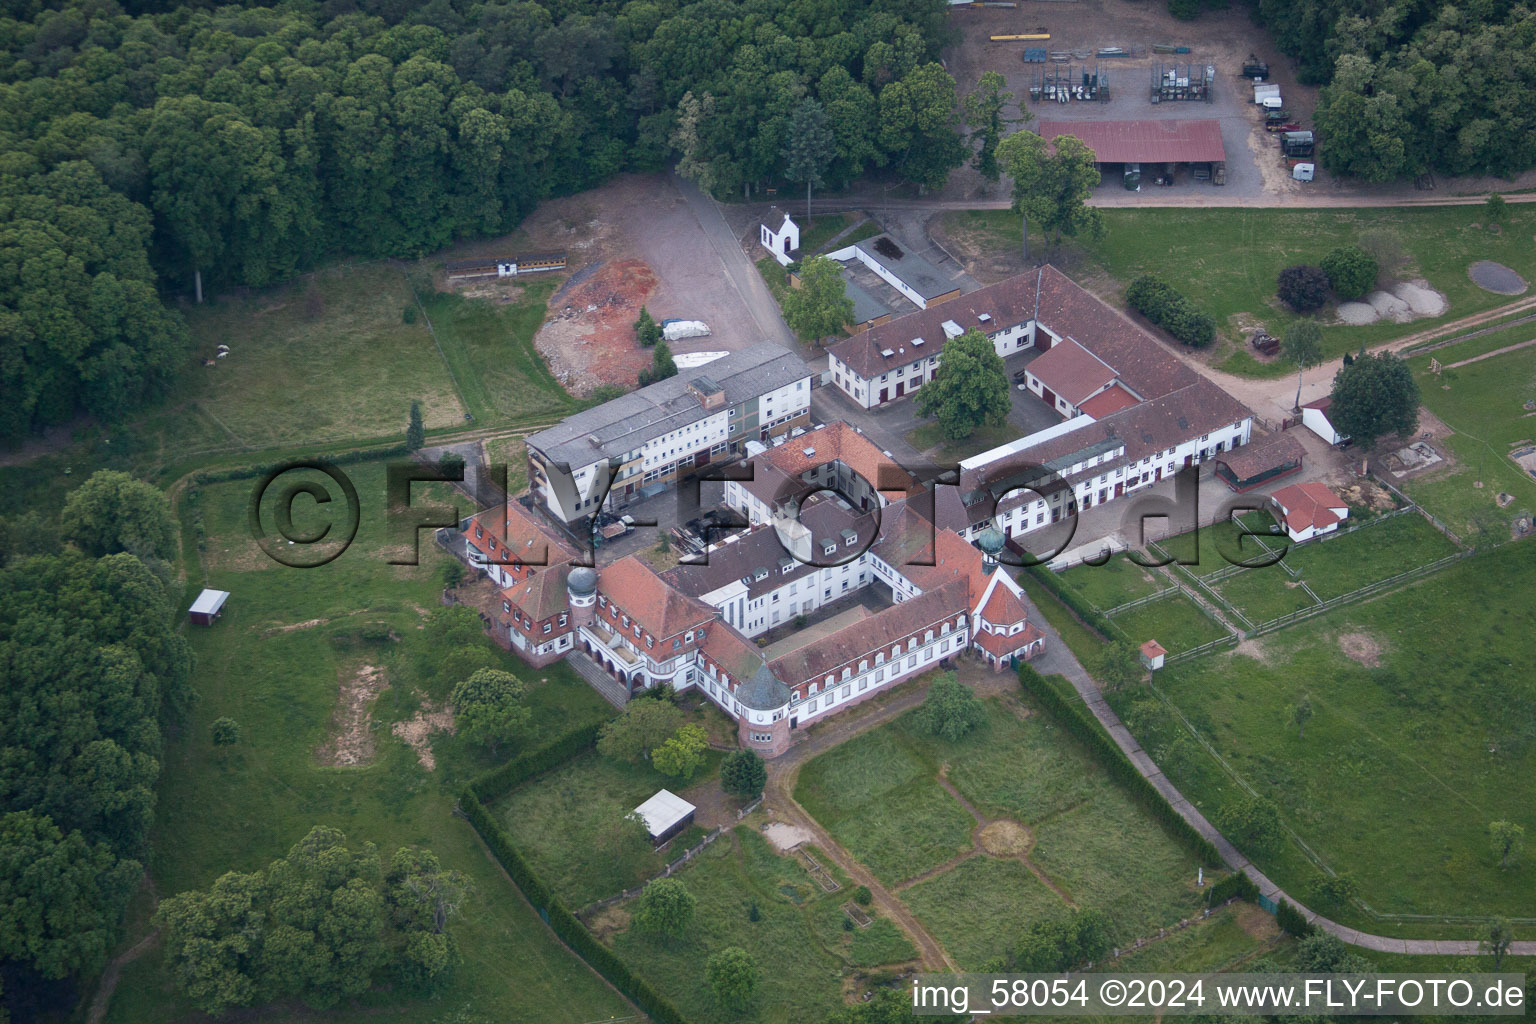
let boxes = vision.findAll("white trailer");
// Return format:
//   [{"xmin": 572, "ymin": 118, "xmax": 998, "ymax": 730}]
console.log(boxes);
[{"xmin": 1253, "ymin": 83, "xmax": 1281, "ymax": 105}]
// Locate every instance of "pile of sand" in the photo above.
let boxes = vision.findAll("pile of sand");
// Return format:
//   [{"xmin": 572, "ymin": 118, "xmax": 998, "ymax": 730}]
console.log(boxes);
[
  {"xmin": 1394, "ymin": 280, "xmax": 1447, "ymax": 316},
  {"xmin": 1366, "ymin": 290, "xmax": 1413, "ymax": 322},
  {"xmin": 1336, "ymin": 302, "xmax": 1378, "ymax": 325}
]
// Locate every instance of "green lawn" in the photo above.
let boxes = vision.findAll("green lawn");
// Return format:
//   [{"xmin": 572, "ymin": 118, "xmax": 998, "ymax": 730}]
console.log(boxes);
[
  {"xmin": 1110, "ymin": 541, "xmax": 1536, "ymax": 935},
  {"xmin": 943, "ymin": 206, "xmax": 1536, "ymax": 375},
  {"xmin": 1404, "ymin": 339, "xmax": 1536, "ymax": 545},
  {"xmin": 798, "ymin": 698, "xmax": 1205, "ymax": 967},
  {"xmin": 794, "ymin": 714, "xmax": 976, "ymax": 886},
  {"xmin": 1058, "ymin": 553, "xmax": 1169, "ymax": 611},
  {"xmin": 1210, "ymin": 567, "xmax": 1317, "ymax": 624},
  {"xmin": 106, "ymin": 457, "xmax": 630, "ymax": 1024},
  {"xmin": 1111, "ymin": 592, "xmax": 1231, "ymax": 654},
  {"xmin": 1153, "ymin": 518, "xmax": 1275, "ymax": 576},
  {"xmin": 606, "ymin": 829, "xmax": 915, "ymax": 1024},
  {"xmin": 906, "ymin": 420, "xmax": 1019, "ymax": 463},
  {"xmin": 902, "ymin": 855, "xmax": 1068, "ymax": 970},
  {"xmin": 494, "ymin": 745, "xmax": 725, "ymax": 908},
  {"xmin": 1280, "ymin": 513, "xmax": 1460, "ymax": 598}
]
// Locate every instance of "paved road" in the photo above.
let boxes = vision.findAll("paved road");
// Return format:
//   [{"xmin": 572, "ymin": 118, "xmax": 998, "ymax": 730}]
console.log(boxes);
[
  {"xmin": 673, "ymin": 173, "xmax": 797, "ymax": 349},
  {"xmin": 1022, "ymin": 590, "xmax": 1536, "ymax": 957}
]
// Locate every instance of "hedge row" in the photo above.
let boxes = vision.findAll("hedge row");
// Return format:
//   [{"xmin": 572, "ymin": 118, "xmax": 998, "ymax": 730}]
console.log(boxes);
[
  {"xmin": 1018, "ymin": 664, "xmax": 1222, "ymax": 868},
  {"xmin": 1205, "ymin": 869, "xmax": 1260, "ymax": 907},
  {"xmin": 1126, "ymin": 275, "xmax": 1216, "ymax": 348},
  {"xmin": 1275, "ymin": 898, "xmax": 1316, "ymax": 938},
  {"xmin": 468, "ymin": 721, "xmax": 604, "ymax": 803},
  {"xmin": 1022, "ymin": 563, "xmax": 1120, "ymax": 641},
  {"xmin": 189, "ymin": 441, "xmax": 413, "ymax": 485},
  {"xmin": 460, "ymin": 725, "xmax": 695, "ymax": 1024}
]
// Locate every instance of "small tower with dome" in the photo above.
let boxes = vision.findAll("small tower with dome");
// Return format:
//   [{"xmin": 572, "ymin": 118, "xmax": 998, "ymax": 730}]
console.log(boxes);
[{"xmin": 567, "ymin": 566, "xmax": 598, "ymax": 627}]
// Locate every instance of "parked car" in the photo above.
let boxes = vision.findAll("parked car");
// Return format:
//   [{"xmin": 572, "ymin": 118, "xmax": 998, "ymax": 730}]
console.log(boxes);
[{"xmin": 1265, "ymin": 121, "xmax": 1302, "ymax": 133}]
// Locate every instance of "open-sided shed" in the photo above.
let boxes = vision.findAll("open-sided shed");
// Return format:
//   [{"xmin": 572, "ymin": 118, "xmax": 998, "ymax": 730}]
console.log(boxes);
[{"xmin": 1039, "ymin": 119, "xmax": 1226, "ymax": 182}]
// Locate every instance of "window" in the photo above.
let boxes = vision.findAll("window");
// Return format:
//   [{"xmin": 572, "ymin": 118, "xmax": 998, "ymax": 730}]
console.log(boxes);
[{"xmin": 542, "ymin": 623, "xmax": 551, "ymax": 634}]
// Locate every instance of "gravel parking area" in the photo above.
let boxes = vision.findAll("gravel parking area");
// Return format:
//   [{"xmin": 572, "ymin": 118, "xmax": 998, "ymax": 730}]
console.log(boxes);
[{"xmin": 940, "ymin": 0, "xmax": 1321, "ymax": 201}]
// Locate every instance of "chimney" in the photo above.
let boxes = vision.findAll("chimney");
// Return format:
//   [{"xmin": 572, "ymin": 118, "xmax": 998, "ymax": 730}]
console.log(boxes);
[{"xmin": 688, "ymin": 376, "xmax": 726, "ymax": 411}]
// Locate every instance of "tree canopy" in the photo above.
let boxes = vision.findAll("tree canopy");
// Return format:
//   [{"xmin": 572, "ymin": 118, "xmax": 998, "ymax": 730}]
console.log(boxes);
[
  {"xmin": 0, "ymin": 548, "xmax": 192, "ymax": 994},
  {"xmin": 1329, "ymin": 353, "xmax": 1421, "ymax": 444},
  {"xmin": 633, "ymin": 877, "xmax": 695, "ymax": 938},
  {"xmin": 721, "ymin": 749, "xmax": 767, "ymax": 799},
  {"xmin": 914, "ymin": 672, "xmax": 985, "ymax": 742},
  {"xmin": 156, "ymin": 827, "xmax": 469, "ymax": 1014},
  {"xmin": 597, "ymin": 699, "xmax": 685, "ymax": 763},
  {"xmin": 1320, "ymin": 246, "xmax": 1378, "ymax": 300},
  {"xmin": 0, "ymin": 0, "xmax": 964, "ymax": 438},
  {"xmin": 914, "ymin": 327, "xmax": 1010, "ymax": 440},
  {"xmin": 59, "ymin": 470, "xmax": 176, "ymax": 563},
  {"xmin": 707, "ymin": 946, "xmax": 759, "ymax": 1009},
  {"xmin": 784, "ymin": 255, "xmax": 854, "ymax": 341},
  {"xmin": 450, "ymin": 668, "xmax": 530, "ymax": 755},
  {"xmin": 997, "ymin": 130, "xmax": 1103, "ymax": 256}
]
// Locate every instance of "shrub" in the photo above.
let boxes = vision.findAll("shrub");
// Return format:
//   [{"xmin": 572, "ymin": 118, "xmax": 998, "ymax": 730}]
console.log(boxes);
[
  {"xmin": 1275, "ymin": 898, "xmax": 1315, "ymax": 937},
  {"xmin": 1216, "ymin": 794, "xmax": 1286, "ymax": 855},
  {"xmin": 854, "ymin": 885, "xmax": 873, "ymax": 906},
  {"xmin": 1277, "ymin": 265, "xmax": 1330, "ymax": 312},
  {"xmin": 721, "ymin": 749, "xmax": 767, "ymax": 799},
  {"xmin": 1125, "ymin": 275, "xmax": 1215, "ymax": 347},
  {"xmin": 403, "ymin": 304, "xmax": 418, "ymax": 324},
  {"xmin": 1320, "ymin": 246, "xmax": 1378, "ymax": 300}
]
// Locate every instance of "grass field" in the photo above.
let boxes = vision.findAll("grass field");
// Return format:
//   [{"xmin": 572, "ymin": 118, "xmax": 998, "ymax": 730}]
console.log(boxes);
[
  {"xmin": 1404, "ymin": 339, "xmax": 1536, "ymax": 545},
  {"xmin": 494, "ymin": 745, "xmax": 724, "ymax": 907},
  {"xmin": 105, "ymin": 457, "xmax": 631, "ymax": 1024},
  {"xmin": 1112, "ymin": 541, "xmax": 1536, "ymax": 933},
  {"xmin": 1058, "ymin": 553, "xmax": 1168, "ymax": 611},
  {"xmin": 797, "ymin": 697, "xmax": 1205, "ymax": 968},
  {"xmin": 102, "ymin": 261, "xmax": 574, "ymax": 477},
  {"xmin": 794, "ymin": 719, "xmax": 976, "ymax": 886},
  {"xmin": 1110, "ymin": 592, "xmax": 1231, "ymax": 654},
  {"xmin": 943, "ymin": 206, "xmax": 1536, "ymax": 376},
  {"xmin": 606, "ymin": 829, "xmax": 916, "ymax": 1024}
]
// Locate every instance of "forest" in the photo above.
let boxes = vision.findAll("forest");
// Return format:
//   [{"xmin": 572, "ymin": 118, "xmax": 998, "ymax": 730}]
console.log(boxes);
[
  {"xmin": 1252, "ymin": 0, "xmax": 1536, "ymax": 181},
  {"xmin": 0, "ymin": 0, "xmax": 960, "ymax": 439}
]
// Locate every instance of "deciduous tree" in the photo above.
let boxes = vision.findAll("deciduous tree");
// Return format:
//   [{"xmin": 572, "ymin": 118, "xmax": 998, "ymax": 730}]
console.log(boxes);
[
  {"xmin": 597, "ymin": 700, "xmax": 685, "ymax": 763},
  {"xmin": 1277, "ymin": 265, "xmax": 1331, "ymax": 313},
  {"xmin": 914, "ymin": 673, "xmax": 985, "ymax": 742},
  {"xmin": 1282, "ymin": 320, "xmax": 1324, "ymax": 412},
  {"xmin": 964, "ymin": 71, "xmax": 1023, "ymax": 189},
  {"xmin": 60, "ymin": 471, "xmax": 175, "ymax": 563},
  {"xmin": 1095, "ymin": 641, "xmax": 1143, "ymax": 691},
  {"xmin": 1216, "ymin": 795, "xmax": 1286, "ymax": 855},
  {"xmin": 211, "ymin": 717, "xmax": 241, "ymax": 748},
  {"xmin": 450, "ymin": 668, "xmax": 530, "ymax": 756},
  {"xmin": 652, "ymin": 723, "xmax": 708, "ymax": 781},
  {"xmin": 1481, "ymin": 918, "xmax": 1514, "ymax": 969},
  {"xmin": 707, "ymin": 946, "xmax": 759, "ymax": 1009},
  {"xmin": 1329, "ymin": 353, "xmax": 1420, "ymax": 443},
  {"xmin": 1292, "ymin": 696, "xmax": 1314, "ymax": 738},
  {"xmin": 914, "ymin": 328, "xmax": 1010, "ymax": 441},
  {"xmin": 783, "ymin": 255, "xmax": 854, "ymax": 341},
  {"xmin": 997, "ymin": 131, "xmax": 1103, "ymax": 258},
  {"xmin": 1489, "ymin": 820, "xmax": 1525, "ymax": 869},
  {"xmin": 406, "ymin": 401, "xmax": 426, "ymax": 451},
  {"xmin": 1320, "ymin": 246, "xmax": 1378, "ymax": 300},
  {"xmin": 633, "ymin": 878, "xmax": 695, "ymax": 938}
]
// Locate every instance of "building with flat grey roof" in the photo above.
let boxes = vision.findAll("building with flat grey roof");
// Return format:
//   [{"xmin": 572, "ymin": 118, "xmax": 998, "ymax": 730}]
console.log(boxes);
[{"xmin": 526, "ymin": 343, "xmax": 813, "ymax": 525}]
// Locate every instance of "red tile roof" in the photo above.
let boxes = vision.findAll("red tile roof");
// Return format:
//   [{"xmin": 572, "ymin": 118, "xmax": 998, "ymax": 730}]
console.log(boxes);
[
  {"xmin": 768, "ymin": 580, "xmax": 969, "ymax": 689},
  {"xmin": 503, "ymin": 562, "xmax": 571, "ymax": 623},
  {"xmin": 1078, "ymin": 383, "xmax": 1142, "ymax": 419},
  {"xmin": 1140, "ymin": 640, "xmax": 1168, "ymax": 659},
  {"xmin": 974, "ymin": 620, "xmax": 1045, "ymax": 658},
  {"xmin": 465, "ymin": 500, "xmax": 579, "ymax": 570},
  {"xmin": 1029, "ymin": 338, "xmax": 1119, "ymax": 405},
  {"xmin": 979, "ymin": 582, "xmax": 1028, "ymax": 626},
  {"xmin": 598, "ymin": 556, "xmax": 716, "ymax": 642},
  {"xmin": 750, "ymin": 422, "xmax": 917, "ymax": 499},
  {"xmin": 1039, "ymin": 119, "xmax": 1226, "ymax": 164},
  {"xmin": 1271, "ymin": 482, "xmax": 1347, "ymax": 533},
  {"xmin": 1215, "ymin": 430, "xmax": 1305, "ymax": 481}
]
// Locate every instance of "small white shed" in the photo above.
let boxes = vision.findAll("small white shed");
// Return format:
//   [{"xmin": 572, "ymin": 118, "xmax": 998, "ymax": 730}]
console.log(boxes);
[
  {"xmin": 633, "ymin": 789, "xmax": 697, "ymax": 844},
  {"xmin": 188, "ymin": 588, "xmax": 230, "ymax": 626},
  {"xmin": 759, "ymin": 208, "xmax": 800, "ymax": 267}
]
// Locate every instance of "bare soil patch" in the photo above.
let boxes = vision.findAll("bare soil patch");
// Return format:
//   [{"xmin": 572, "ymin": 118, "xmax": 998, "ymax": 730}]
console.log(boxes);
[
  {"xmin": 1338, "ymin": 631, "xmax": 1384, "ymax": 669},
  {"xmin": 1234, "ymin": 900, "xmax": 1282, "ymax": 941},
  {"xmin": 1233, "ymin": 637, "xmax": 1273, "ymax": 665},
  {"xmin": 535, "ymin": 258, "xmax": 659, "ymax": 396},
  {"xmin": 1333, "ymin": 478, "xmax": 1397, "ymax": 512},
  {"xmin": 316, "ymin": 663, "xmax": 389, "ymax": 767},
  {"xmin": 763, "ymin": 821, "xmax": 815, "ymax": 851},
  {"xmin": 976, "ymin": 820, "xmax": 1034, "ymax": 857},
  {"xmin": 585, "ymin": 904, "xmax": 631, "ymax": 943},
  {"xmin": 392, "ymin": 697, "xmax": 455, "ymax": 771},
  {"xmin": 261, "ymin": 617, "xmax": 327, "ymax": 637}
]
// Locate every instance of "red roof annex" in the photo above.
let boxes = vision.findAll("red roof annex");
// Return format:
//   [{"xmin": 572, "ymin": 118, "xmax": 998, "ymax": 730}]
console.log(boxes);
[
  {"xmin": 1038, "ymin": 119, "xmax": 1226, "ymax": 164},
  {"xmin": 1271, "ymin": 482, "xmax": 1346, "ymax": 533}
]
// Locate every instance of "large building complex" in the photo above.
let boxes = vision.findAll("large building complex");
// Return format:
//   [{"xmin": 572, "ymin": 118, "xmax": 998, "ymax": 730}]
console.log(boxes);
[
  {"xmin": 828, "ymin": 267, "xmax": 1257, "ymax": 544},
  {"xmin": 462, "ymin": 421, "xmax": 1043, "ymax": 757},
  {"xmin": 523, "ymin": 343, "xmax": 812, "ymax": 527}
]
